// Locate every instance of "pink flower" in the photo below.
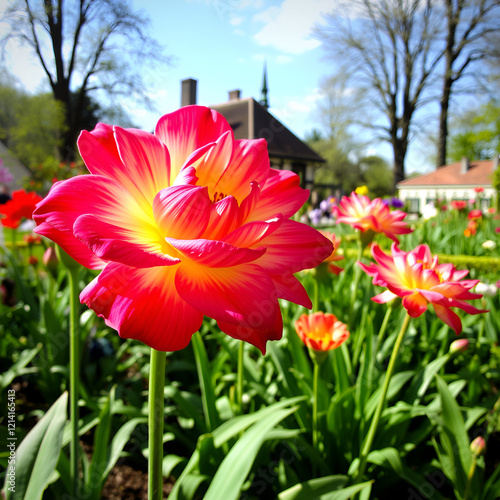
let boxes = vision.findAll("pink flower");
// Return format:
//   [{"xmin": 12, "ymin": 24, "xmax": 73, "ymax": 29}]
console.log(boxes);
[
  {"xmin": 33, "ymin": 106, "xmax": 332, "ymax": 353},
  {"xmin": 333, "ymin": 192, "xmax": 412, "ymax": 243},
  {"xmin": 358, "ymin": 244, "xmax": 487, "ymax": 334}
]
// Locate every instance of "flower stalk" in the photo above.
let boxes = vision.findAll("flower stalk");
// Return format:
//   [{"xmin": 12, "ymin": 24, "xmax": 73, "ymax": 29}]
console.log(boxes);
[
  {"xmin": 148, "ymin": 348, "xmax": 166, "ymax": 500},
  {"xmin": 355, "ymin": 313, "xmax": 411, "ymax": 482},
  {"xmin": 66, "ymin": 259, "xmax": 81, "ymax": 496}
]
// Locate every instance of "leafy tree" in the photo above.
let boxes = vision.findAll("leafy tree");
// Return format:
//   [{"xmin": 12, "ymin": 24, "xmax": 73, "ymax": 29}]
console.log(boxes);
[
  {"xmin": 360, "ymin": 155, "xmax": 393, "ymax": 198},
  {"xmin": 1, "ymin": 0, "xmax": 165, "ymax": 159},
  {"xmin": 436, "ymin": 0, "xmax": 500, "ymax": 168},
  {"xmin": 316, "ymin": 0, "xmax": 444, "ymax": 189},
  {"xmin": 447, "ymin": 100, "xmax": 500, "ymax": 162},
  {"xmin": 0, "ymin": 77, "xmax": 66, "ymax": 167}
]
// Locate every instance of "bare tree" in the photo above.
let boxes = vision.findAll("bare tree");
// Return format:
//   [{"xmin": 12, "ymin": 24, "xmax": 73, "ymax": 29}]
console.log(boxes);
[
  {"xmin": 316, "ymin": 0, "xmax": 444, "ymax": 188},
  {"xmin": 1, "ymin": 0, "xmax": 167, "ymax": 159},
  {"xmin": 436, "ymin": 0, "xmax": 500, "ymax": 167}
]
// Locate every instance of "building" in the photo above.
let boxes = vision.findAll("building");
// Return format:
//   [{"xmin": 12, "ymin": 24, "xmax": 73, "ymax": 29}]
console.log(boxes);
[
  {"xmin": 397, "ymin": 157, "xmax": 498, "ymax": 213},
  {"xmin": 180, "ymin": 77, "xmax": 325, "ymax": 190}
]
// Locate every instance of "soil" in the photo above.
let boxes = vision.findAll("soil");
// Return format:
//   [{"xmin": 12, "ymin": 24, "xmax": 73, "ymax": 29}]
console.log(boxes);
[{"xmin": 101, "ymin": 465, "xmax": 174, "ymax": 500}]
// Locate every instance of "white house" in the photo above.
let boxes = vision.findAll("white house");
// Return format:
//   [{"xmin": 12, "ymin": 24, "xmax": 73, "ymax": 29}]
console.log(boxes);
[{"xmin": 397, "ymin": 157, "xmax": 498, "ymax": 214}]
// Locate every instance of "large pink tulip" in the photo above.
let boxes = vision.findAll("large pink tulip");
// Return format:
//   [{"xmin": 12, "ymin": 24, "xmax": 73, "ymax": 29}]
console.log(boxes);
[{"xmin": 34, "ymin": 106, "xmax": 332, "ymax": 353}]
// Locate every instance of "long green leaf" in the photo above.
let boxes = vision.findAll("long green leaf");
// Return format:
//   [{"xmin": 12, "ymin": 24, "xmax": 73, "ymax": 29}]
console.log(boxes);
[
  {"xmin": 435, "ymin": 376, "xmax": 472, "ymax": 495},
  {"xmin": 3, "ymin": 392, "xmax": 68, "ymax": 500},
  {"xmin": 86, "ymin": 386, "xmax": 116, "ymax": 497},
  {"xmin": 277, "ymin": 475, "xmax": 348, "ymax": 499},
  {"xmin": 192, "ymin": 332, "xmax": 219, "ymax": 431},
  {"xmin": 203, "ymin": 405, "xmax": 298, "ymax": 500}
]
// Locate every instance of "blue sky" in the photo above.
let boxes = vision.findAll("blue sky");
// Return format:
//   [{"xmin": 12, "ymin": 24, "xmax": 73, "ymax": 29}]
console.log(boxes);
[{"xmin": 1, "ymin": 0, "xmax": 433, "ymax": 172}]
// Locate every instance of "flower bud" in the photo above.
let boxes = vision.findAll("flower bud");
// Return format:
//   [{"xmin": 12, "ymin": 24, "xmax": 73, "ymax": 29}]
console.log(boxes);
[
  {"xmin": 449, "ymin": 338, "xmax": 469, "ymax": 354},
  {"xmin": 470, "ymin": 436, "xmax": 486, "ymax": 456},
  {"xmin": 43, "ymin": 246, "xmax": 59, "ymax": 276}
]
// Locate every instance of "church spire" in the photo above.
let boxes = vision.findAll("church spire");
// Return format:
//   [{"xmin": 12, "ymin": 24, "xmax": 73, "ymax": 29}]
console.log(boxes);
[{"xmin": 260, "ymin": 62, "xmax": 269, "ymax": 110}]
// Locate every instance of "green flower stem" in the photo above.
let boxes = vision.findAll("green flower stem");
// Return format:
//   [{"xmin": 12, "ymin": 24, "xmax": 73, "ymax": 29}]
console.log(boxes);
[
  {"xmin": 349, "ymin": 237, "xmax": 364, "ymax": 325},
  {"xmin": 375, "ymin": 302, "xmax": 394, "ymax": 353},
  {"xmin": 148, "ymin": 348, "xmax": 166, "ymax": 500},
  {"xmin": 464, "ymin": 455, "xmax": 478, "ymax": 500},
  {"xmin": 356, "ymin": 313, "xmax": 411, "ymax": 482},
  {"xmin": 312, "ymin": 361, "xmax": 320, "ymax": 451},
  {"xmin": 237, "ymin": 340, "xmax": 244, "ymax": 411},
  {"xmin": 67, "ymin": 265, "xmax": 81, "ymax": 496}
]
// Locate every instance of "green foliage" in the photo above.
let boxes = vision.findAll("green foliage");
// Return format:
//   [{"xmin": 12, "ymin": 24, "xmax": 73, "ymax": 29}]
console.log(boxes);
[
  {"xmin": 448, "ymin": 100, "xmax": 500, "ymax": 163},
  {"xmin": 0, "ymin": 79, "xmax": 66, "ymax": 168}
]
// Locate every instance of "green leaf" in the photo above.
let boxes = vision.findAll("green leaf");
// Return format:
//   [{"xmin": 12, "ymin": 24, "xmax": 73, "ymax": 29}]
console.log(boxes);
[
  {"xmin": 190, "ymin": 332, "xmax": 220, "ymax": 431},
  {"xmin": 435, "ymin": 376, "xmax": 472, "ymax": 495},
  {"xmin": 0, "ymin": 345, "xmax": 42, "ymax": 390},
  {"xmin": 86, "ymin": 386, "xmax": 116, "ymax": 495},
  {"xmin": 278, "ymin": 476, "xmax": 373, "ymax": 500},
  {"xmin": 405, "ymin": 354, "xmax": 450, "ymax": 405},
  {"xmin": 103, "ymin": 417, "xmax": 146, "ymax": 478},
  {"xmin": 203, "ymin": 405, "xmax": 298, "ymax": 500},
  {"xmin": 3, "ymin": 392, "xmax": 68, "ymax": 500},
  {"xmin": 277, "ymin": 475, "xmax": 348, "ymax": 499}
]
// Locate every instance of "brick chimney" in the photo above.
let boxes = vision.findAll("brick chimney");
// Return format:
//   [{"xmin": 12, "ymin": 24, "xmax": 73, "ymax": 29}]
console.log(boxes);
[
  {"xmin": 460, "ymin": 156, "xmax": 469, "ymax": 175},
  {"xmin": 181, "ymin": 79, "xmax": 197, "ymax": 107},
  {"xmin": 228, "ymin": 89, "xmax": 241, "ymax": 101}
]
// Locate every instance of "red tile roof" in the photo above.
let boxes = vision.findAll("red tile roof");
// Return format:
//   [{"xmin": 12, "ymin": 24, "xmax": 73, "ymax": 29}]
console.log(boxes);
[{"xmin": 397, "ymin": 159, "xmax": 496, "ymax": 187}]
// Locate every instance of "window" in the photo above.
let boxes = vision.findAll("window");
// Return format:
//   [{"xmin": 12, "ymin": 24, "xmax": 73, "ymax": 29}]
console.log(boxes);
[{"xmin": 407, "ymin": 198, "xmax": 420, "ymax": 213}]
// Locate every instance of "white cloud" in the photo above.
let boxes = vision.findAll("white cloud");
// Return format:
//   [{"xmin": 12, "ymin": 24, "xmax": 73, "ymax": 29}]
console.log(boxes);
[
  {"xmin": 230, "ymin": 15, "xmax": 244, "ymax": 25},
  {"xmin": 253, "ymin": 0, "xmax": 334, "ymax": 55}
]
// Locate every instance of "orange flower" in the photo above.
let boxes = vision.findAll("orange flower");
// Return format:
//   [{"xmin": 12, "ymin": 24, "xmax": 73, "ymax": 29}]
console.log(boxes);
[
  {"xmin": 320, "ymin": 231, "xmax": 344, "ymax": 275},
  {"xmin": 464, "ymin": 219, "xmax": 478, "ymax": 237},
  {"xmin": 295, "ymin": 312, "xmax": 349, "ymax": 351},
  {"xmin": 333, "ymin": 192, "xmax": 412, "ymax": 243}
]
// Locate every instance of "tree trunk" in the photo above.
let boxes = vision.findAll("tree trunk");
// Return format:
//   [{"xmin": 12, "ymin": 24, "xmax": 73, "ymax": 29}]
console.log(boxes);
[
  {"xmin": 392, "ymin": 139, "xmax": 407, "ymax": 192},
  {"xmin": 436, "ymin": 78, "xmax": 452, "ymax": 168}
]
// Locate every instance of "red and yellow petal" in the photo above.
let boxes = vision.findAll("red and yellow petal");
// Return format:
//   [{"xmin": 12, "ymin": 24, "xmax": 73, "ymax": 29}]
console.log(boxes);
[
  {"xmin": 155, "ymin": 106, "xmax": 233, "ymax": 181},
  {"xmin": 74, "ymin": 214, "xmax": 179, "ymax": 268},
  {"xmin": 113, "ymin": 127, "xmax": 171, "ymax": 205},
  {"xmin": 247, "ymin": 169, "xmax": 309, "ymax": 222},
  {"xmin": 35, "ymin": 221, "xmax": 107, "ymax": 270},
  {"xmin": 80, "ymin": 263, "xmax": 203, "ymax": 351},
  {"xmin": 175, "ymin": 261, "xmax": 280, "ymax": 332},
  {"xmin": 153, "ymin": 185, "xmax": 211, "ymax": 239},
  {"xmin": 166, "ymin": 238, "xmax": 265, "ymax": 267},
  {"xmin": 253, "ymin": 219, "xmax": 333, "ymax": 274}
]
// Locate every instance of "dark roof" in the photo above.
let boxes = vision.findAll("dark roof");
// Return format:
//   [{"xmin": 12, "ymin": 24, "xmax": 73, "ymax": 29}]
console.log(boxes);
[
  {"xmin": 211, "ymin": 98, "xmax": 325, "ymax": 163},
  {"xmin": 397, "ymin": 159, "xmax": 495, "ymax": 187}
]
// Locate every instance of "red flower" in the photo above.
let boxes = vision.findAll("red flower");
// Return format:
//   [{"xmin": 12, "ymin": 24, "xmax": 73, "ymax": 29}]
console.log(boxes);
[
  {"xmin": 474, "ymin": 187, "xmax": 484, "ymax": 193},
  {"xmin": 358, "ymin": 243, "xmax": 487, "ymax": 334},
  {"xmin": 450, "ymin": 200, "xmax": 467, "ymax": 210},
  {"xmin": 295, "ymin": 312, "xmax": 349, "ymax": 351},
  {"xmin": 468, "ymin": 209, "xmax": 482, "ymax": 220},
  {"xmin": 0, "ymin": 190, "xmax": 43, "ymax": 228}
]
